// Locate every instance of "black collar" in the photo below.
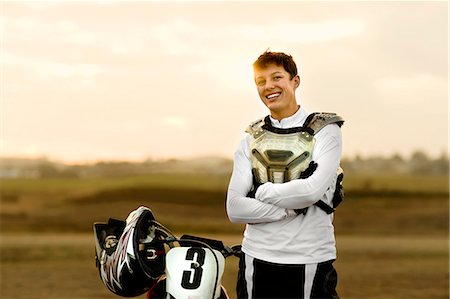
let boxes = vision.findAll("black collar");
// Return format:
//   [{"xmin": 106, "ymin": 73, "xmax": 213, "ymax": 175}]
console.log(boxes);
[{"xmin": 262, "ymin": 115, "xmax": 315, "ymax": 135}]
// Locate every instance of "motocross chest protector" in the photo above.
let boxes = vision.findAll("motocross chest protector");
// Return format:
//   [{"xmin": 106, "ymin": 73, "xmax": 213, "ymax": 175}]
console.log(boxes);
[{"xmin": 246, "ymin": 112, "xmax": 344, "ymax": 186}]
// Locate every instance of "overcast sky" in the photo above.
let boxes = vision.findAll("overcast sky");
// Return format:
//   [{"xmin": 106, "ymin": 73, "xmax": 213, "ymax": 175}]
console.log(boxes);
[{"xmin": 1, "ymin": 1, "xmax": 448, "ymax": 163}]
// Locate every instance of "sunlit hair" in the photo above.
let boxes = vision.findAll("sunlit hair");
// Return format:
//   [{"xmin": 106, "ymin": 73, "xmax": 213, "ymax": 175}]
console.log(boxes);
[{"xmin": 253, "ymin": 50, "xmax": 298, "ymax": 79}]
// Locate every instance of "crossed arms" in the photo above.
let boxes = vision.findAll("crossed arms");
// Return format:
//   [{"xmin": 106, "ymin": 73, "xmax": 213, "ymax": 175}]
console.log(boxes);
[{"xmin": 226, "ymin": 124, "xmax": 342, "ymax": 224}]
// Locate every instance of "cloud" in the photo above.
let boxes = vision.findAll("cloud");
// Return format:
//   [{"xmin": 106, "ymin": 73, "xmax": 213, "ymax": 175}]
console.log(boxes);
[
  {"xmin": 2, "ymin": 2, "xmax": 446, "ymax": 161},
  {"xmin": 162, "ymin": 117, "xmax": 188, "ymax": 128},
  {"xmin": 373, "ymin": 73, "xmax": 447, "ymax": 102},
  {"xmin": 146, "ymin": 18, "xmax": 365, "ymax": 59},
  {"xmin": 2, "ymin": 52, "xmax": 101, "ymax": 79},
  {"xmin": 0, "ymin": 139, "xmax": 43, "ymax": 158},
  {"xmin": 240, "ymin": 19, "xmax": 365, "ymax": 44},
  {"xmin": 0, "ymin": 139, "xmax": 7, "ymax": 152},
  {"xmin": 152, "ymin": 19, "xmax": 200, "ymax": 56}
]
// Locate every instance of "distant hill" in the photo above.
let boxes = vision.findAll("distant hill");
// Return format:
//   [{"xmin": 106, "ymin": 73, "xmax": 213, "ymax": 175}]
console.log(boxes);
[
  {"xmin": 0, "ymin": 156, "xmax": 233, "ymax": 178},
  {"xmin": 0, "ymin": 150, "xmax": 448, "ymax": 178}
]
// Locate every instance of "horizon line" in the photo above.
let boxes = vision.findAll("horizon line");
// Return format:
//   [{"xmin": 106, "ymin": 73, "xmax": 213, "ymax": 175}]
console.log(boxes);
[{"xmin": 0, "ymin": 149, "xmax": 447, "ymax": 166}]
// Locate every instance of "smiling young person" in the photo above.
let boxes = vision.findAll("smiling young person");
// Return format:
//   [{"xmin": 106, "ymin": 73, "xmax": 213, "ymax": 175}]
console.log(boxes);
[{"xmin": 226, "ymin": 51, "xmax": 344, "ymax": 299}]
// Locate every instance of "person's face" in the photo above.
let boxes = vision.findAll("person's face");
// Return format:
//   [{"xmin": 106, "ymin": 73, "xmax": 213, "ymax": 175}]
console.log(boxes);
[{"xmin": 254, "ymin": 64, "xmax": 300, "ymax": 120}]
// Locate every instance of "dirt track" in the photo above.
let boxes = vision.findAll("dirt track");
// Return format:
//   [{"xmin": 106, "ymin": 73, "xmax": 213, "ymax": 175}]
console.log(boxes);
[
  {"xmin": 1, "ymin": 174, "xmax": 448, "ymax": 298},
  {"xmin": 1, "ymin": 233, "xmax": 448, "ymax": 299}
]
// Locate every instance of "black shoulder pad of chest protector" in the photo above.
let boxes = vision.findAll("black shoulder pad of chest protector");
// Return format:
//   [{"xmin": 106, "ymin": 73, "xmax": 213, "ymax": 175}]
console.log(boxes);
[
  {"xmin": 306, "ymin": 113, "xmax": 345, "ymax": 213},
  {"xmin": 303, "ymin": 112, "xmax": 344, "ymax": 135}
]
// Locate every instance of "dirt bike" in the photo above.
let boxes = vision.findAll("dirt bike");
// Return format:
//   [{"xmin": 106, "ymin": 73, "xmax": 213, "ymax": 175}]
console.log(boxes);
[{"xmin": 93, "ymin": 206, "xmax": 241, "ymax": 299}]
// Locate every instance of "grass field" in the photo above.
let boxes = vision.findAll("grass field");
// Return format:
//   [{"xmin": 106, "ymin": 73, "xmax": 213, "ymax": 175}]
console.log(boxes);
[{"xmin": 0, "ymin": 172, "xmax": 448, "ymax": 298}]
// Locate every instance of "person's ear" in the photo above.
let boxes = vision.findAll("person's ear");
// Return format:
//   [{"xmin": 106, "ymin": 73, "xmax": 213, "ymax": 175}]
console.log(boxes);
[{"xmin": 294, "ymin": 75, "xmax": 300, "ymax": 88}]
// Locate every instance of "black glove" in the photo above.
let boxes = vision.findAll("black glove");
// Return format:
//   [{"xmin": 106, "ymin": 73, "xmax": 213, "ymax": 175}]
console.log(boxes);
[
  {"xmin": 247, "ymin": 169, "xmax": 262, "ymax": 198},
  {"xmin": 294, "ymin": 207, "xmax": 309, "ymax": 215},
  {"xmin": 299, "ymin": 161, "xmax": 318, "ymax": 179},
  {"xmin": 332, "ymin": 171, "xmax": 344, "ymax": 208},
  {"xmin": 247, "ymin": 183, "xmax": 261, "ymax": 198}
]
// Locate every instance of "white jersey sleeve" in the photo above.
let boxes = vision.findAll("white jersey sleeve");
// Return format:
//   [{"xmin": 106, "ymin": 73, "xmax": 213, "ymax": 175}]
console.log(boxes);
[
  {"xmin": 226, "ymin": 137, "xmax": 293, "ymax": 224},
  {"xmin": 255, "ymin": 124, "xmax": 342, "ymax": 209}
]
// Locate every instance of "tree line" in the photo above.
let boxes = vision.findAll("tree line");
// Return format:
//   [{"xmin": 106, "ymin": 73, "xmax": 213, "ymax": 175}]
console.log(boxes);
[{"xmin": 0, "ymin": 150, "xmax": 448, "ymax": 178}]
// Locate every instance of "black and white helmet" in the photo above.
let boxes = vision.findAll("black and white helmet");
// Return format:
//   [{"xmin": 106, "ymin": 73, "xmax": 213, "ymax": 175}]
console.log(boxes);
[{"xmin": 93, "ymin": 206, "xmax": 174, "ymax": 297}]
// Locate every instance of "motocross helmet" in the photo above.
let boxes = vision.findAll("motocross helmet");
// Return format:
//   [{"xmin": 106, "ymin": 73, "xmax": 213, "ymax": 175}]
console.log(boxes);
[{"xmin": 93, "ymin": 206, "xmax": 174, "ymax": 297}]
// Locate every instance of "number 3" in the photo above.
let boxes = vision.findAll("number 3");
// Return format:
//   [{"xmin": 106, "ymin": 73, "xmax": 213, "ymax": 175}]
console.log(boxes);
[{"xmin": 181, "ymin": 248, "xmax": 206, "ymax": 289}]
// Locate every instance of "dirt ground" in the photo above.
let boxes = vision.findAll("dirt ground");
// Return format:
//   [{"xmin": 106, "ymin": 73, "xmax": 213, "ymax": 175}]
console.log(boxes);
[
  {"xmin": 1, "ymin": 174, "xmax": 448, "ymax": 298},
  {"xmin": 0, "ymin": 233, "xmax": 448, "ymax": 299}
]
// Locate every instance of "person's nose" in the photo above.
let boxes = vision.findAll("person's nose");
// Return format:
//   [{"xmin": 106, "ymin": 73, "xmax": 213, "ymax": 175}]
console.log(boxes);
[{"xmin": 265, "ymin": 80, "xmax": 275, "ymax": 90}]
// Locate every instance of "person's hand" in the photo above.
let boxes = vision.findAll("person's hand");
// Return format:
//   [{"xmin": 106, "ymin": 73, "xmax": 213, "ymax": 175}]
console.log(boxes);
[
  {"xmin": 299, "ymin": 161, "xmax": 318, "ymax": 178},
  {"xmin": 246, "ymin": 183, "xmax": 261, "ymax": 198},
  {"xmin": 294, "ymin": 208, "xmax": 308, "ymax": 215},
  {"xmin": 332, "ymin": 170, "xmax": 344, "ymax": 208},
  {"xmin": 249, "ymin": 181, "xmax": 274, "ymax": 200}
]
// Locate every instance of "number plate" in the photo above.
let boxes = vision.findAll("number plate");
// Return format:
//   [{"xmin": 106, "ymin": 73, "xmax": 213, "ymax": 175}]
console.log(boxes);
[{"xmin": 165, "ymin": 247, "xmax": 225, "ymax": 298}]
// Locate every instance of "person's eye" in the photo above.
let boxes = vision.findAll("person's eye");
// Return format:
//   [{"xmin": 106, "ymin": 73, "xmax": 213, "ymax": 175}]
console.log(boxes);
[
  {"xmin": 256, "ymin": 80, "xmax": 265, "ymax": 86},
  {"xmin": 273, "ymin": 76, "xmax": 282, "ymax": 80}
]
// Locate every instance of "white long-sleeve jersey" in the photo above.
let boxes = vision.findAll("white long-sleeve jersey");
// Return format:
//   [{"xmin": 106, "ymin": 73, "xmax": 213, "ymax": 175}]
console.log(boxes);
[{"xmin": 226, "ymin": 107, "xmax": 343, "ymax": 264}]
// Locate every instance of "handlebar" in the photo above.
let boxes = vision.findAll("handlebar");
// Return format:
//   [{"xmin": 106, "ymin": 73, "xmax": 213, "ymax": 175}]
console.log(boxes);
[
  {"xmin": 179, "ymin": 234, "xmax": 242, "ymax": 258},
  {"xmin": 144, "ymin": 225, "xmax": 242, "ymax": 259}
]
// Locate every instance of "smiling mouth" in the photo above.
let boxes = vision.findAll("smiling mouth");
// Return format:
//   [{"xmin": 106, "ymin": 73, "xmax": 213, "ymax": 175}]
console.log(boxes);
[{"xmin": 266, "ymin": 92, "xmax": 281, "ymax": 100}]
